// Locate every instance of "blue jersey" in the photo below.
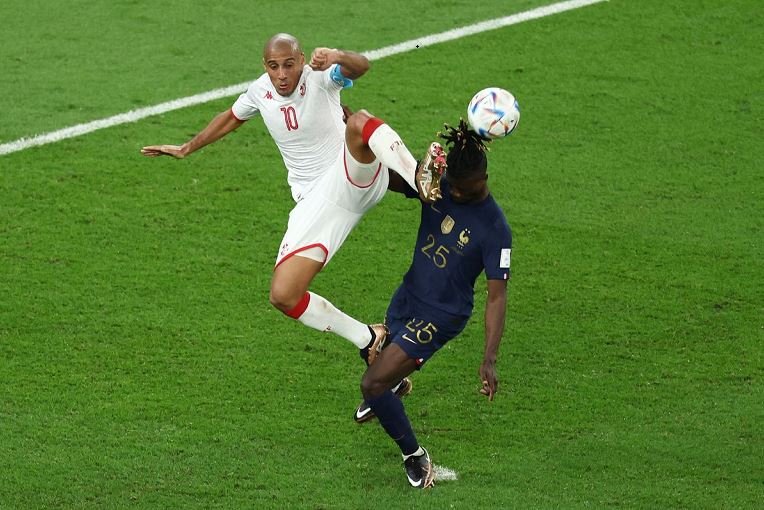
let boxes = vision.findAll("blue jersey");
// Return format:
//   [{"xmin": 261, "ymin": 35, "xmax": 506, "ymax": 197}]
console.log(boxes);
[{"xmin": 400, "ymin": 180, "xmax": 512, "ymax": 318}]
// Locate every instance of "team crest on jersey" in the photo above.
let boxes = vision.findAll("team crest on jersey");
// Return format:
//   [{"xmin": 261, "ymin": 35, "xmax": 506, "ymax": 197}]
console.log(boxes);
[
  {"xmin": 441, "ymin": 215, "xmax": 455, "ymax": 234},
  {"xmin": 457, "ymin": 229, "xmax": 470, "ymax": 248},
  {"xmin": 299, "ymin": 83, "xmax": 306, "ymax": 96}
]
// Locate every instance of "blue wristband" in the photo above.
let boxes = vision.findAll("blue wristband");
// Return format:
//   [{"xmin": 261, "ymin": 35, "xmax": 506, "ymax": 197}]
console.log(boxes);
[{"xmin": 330, "ymin": 64, "xmax": 354, "ymax": 89}]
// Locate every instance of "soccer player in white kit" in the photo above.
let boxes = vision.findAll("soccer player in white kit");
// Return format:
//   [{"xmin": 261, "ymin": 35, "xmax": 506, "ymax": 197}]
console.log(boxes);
[{"xmin": 141, "ymin": 33, "xmax": 445, "ymax": 358}]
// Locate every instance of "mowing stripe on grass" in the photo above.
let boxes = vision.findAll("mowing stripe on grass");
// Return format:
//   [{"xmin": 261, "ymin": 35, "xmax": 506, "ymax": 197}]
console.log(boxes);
[{"xmin": 0, "ymin": 0, "xmax": 607, "ymax": 157}]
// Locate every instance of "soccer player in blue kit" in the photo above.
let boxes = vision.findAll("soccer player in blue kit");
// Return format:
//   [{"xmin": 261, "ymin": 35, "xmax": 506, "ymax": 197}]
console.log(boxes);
[{"xmin": 356, "ymin": 120, "xmax": 512, "ymax": 489}]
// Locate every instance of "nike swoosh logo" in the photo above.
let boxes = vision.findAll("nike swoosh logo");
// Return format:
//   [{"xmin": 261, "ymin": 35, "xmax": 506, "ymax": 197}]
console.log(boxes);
[
  {"xmin": 406, "ymin": 474, "xmax": 423, "ymax": 487},
  {"xmin": 355, "ymin": 407, "xmax": 372, "ymax": 420}
]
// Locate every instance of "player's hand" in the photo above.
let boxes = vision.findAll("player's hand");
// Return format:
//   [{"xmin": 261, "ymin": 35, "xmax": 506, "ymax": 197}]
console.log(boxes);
[
  {"xmin": 478, "ymin": 359, "xmax": 499, "ymax": 401},
  {"xmin": 309, "ymin": 47, "xmax": 338, "ymax": 71},
  {"xmin": 140, "ymin": 144, "xmax": 186, "ymax": 159}
]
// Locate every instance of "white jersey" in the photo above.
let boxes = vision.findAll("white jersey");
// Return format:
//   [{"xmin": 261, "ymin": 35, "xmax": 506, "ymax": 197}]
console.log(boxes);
[{"xmin": 231, "ymin": 64, "xmax": 346, "ymax": 202}]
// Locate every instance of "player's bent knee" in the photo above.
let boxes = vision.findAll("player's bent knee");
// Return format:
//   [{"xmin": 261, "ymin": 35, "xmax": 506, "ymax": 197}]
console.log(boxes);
[
  {"xmin": 346, "ymin": 110, "xmax": 372, "ymax": 134},
  {"xmin": 360, "ymin": 373, "xmax": 386, "ymax": 400},
  {"xmin": 269, "ymin": 287, "xmax": 298, "ymax": 313}
]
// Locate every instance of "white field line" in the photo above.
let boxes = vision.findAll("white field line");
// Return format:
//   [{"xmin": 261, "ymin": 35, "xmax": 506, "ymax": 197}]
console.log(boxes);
[{"xmin": 0, "ymin": 0, "xmax": 607, "ymax": 157}]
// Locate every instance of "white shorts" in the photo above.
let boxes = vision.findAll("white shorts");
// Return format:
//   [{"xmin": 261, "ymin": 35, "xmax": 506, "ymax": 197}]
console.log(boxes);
[{"xmin": 275, "ymin": 145, "xmax": 389, "ymax": 267}]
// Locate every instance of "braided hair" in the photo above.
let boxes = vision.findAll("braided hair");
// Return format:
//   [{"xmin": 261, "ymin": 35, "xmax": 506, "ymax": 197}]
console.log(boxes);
[{"xmin": 438, "ymin": 119, "xmax": 489, "ymax": 180}]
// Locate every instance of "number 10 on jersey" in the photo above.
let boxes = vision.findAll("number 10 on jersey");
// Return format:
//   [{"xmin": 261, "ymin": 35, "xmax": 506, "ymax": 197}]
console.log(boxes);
[{"xmin": 280, "ymin": 106, "xmax": 299, "ymax": 131}]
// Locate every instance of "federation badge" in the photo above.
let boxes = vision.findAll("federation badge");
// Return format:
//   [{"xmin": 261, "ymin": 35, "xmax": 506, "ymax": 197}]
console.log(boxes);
[
  {"xmin": 457, "ymin": 229, "xmax": 470, "ymax": 248},
  {"xmin": 441, "ymin": 215, "xmax": 455, "ymax": 234}
]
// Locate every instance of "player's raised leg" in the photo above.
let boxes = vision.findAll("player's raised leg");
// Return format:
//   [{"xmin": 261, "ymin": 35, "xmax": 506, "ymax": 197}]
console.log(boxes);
[{"xmin": 344, "ymin": 110, "xmax": 446, "ymax": 203}]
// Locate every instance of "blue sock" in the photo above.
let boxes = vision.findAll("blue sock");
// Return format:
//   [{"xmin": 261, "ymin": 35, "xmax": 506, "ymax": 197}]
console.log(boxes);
[{"xmin": 367, "ymin": 390, "xmax": 419, "ymax": 455}]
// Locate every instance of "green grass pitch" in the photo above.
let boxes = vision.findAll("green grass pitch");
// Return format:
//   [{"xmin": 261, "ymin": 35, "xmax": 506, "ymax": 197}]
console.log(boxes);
[{"xmin": 1, "ymin": 0, "xmax": 762, "ymax": 508}]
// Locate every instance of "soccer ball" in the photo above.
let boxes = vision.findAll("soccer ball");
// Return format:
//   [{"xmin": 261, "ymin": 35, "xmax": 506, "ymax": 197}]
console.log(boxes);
[{"xmin": 467, "ymin": 87, "xmax": 521, "ymax": 139}]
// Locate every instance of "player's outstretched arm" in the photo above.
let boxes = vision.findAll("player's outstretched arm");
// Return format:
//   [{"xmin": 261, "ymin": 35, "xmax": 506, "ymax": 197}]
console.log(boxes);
[
  {"xmin": 479, "ymin": 278, "xmax": 508, "ymax": 401},
  {"xmin": 141, "ymin": 109, "xmax": 245, "ymax": 159},
  {"xmin": 309, "ymin": 47, "xmax": 370, "ymax": 79}
]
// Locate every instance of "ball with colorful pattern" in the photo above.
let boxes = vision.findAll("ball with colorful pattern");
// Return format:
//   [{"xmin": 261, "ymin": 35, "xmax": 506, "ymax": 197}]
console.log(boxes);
[{"xmin": 467, "ymin": 87, "xmax": 520, "ymax": 139}]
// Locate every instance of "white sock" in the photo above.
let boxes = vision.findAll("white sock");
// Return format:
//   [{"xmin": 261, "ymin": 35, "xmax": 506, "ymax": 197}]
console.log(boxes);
[
  {"xmin": 403, "ymin": 447, "xmax": 425, "ymax": 460},
  {"xmin": 296, "ymin": 292, "xmax": 372, "ymax": 348},
  {"xmin": 367, "ymin": 123, "xmax": 418, "ymax": 192}
]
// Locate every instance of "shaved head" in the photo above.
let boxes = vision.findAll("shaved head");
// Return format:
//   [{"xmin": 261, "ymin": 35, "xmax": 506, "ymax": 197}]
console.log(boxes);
[
  {"xmin": 262, "ymin": 33, "xmax": 305, "ymax": 96},
  {"xmin": 263, "ymin": 33, "xmax": 302, "ymax": 60}
]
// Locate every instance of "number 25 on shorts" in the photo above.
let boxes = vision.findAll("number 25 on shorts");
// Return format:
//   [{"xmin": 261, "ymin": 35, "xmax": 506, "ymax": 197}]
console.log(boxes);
[{"xmin": 403, "ymin": 319, "xmax": 439, "ymax": 345}]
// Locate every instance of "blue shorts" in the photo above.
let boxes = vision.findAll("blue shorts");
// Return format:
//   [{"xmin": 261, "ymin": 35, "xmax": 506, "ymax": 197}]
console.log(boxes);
[{"xmin": 385, "ymin": 286, "xmax": 469, "ymax": 369}]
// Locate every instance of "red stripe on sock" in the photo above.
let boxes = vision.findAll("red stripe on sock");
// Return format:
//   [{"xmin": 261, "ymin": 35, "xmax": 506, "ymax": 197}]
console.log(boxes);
[
  {"xmin": 361, "ymin": 117, "xmax": 385, "ymax": 145},
  {"xmin": 285, "ymin": 292, "xmax": 311, "ymax": 319}
]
